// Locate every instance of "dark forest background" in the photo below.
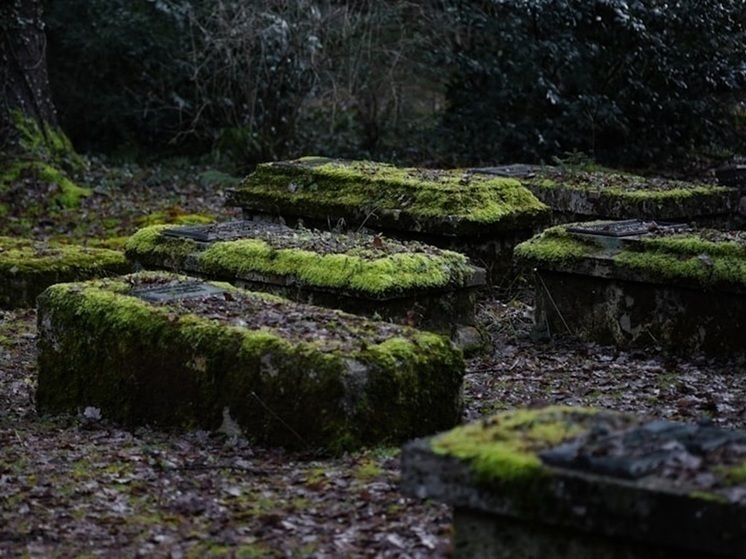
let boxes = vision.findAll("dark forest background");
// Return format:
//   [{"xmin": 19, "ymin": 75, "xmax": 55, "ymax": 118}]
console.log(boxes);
[{"xmin": 44, "ymin": 0, "xmax": 746, "ymax": 173}]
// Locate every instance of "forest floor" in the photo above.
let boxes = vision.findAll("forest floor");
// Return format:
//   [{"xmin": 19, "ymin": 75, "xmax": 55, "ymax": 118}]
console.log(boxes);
[{"xmin": 1, "ymin": 159, "xmax": 745, "ymax": 558}]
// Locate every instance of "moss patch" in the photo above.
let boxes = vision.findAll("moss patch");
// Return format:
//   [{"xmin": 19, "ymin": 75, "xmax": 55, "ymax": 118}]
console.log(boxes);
[
  {"xmin": 227, "ymin": 157, "xmax": 549, "ymax": 235},
  {"xmin": 431, "ymin": 406, "xmax": 599, "ymax": 484},
  {"xmin": 126, "ymin": 224, "xmax": 477, "ymax": 298},
  {"xmin": 614, "ymin": 231, "xmax": 746, "ymax": 289},
  {"xmin": 36, "ymin": 272, "xmax": 465, "ymax": 453},
  {"xmin": 0, "ymin": 236, "xmax": 131, "ymax": 308},
  {"xmin": 513, "ymin": 225, "xmax": 600, "ymax": 266},
  {"xmin": 517, "ymin": 224, "xmax": 746, "ymax": 291}
]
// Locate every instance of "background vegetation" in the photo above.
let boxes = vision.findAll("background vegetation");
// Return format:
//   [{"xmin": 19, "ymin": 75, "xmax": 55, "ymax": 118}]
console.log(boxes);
[{"xmin": 45, "ymin": 0, "xmax": 746, "ymax": 172}]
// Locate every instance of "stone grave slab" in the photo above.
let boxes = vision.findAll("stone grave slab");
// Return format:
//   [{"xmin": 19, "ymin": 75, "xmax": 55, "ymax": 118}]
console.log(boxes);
[
  {"xmin": 36, "ymin": 272, "xmax": 465, "ymax": 453},
  {"xmin": 514, "ymin": 221, "xmax": 746, "ymax": 356},
  {"xmin": 225, "ymin": 157, "xmax": 551, "ymax": 281},
  {"xmin": 0, "ymin": 236, "xmax": 131, "ymax": 309},
  {"xmin": 400, "ymin": 406, "xmax": 746, "ymax": 559},
  {"xmin": 125, "ymin": 221, "xmax": 486, "ymax": 340},
  {"xmin": 473, "ymin": 165, "xmax": 740, "ymax": 227}
]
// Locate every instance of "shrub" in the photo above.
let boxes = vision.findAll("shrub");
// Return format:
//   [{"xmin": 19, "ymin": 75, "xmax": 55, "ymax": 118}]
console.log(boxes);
[{"xmin": 435, "ymin": 0, "xmax": 746, "ymax": 168}]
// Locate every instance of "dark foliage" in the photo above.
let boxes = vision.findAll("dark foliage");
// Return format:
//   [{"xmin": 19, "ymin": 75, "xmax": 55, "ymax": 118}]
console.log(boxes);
[{"xmin": 436, "ymin": 0, "xmax": 746, "ymax": 167}]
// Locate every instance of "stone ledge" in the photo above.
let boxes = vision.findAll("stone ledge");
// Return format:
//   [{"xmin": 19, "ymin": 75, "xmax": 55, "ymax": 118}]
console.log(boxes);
[
  {"xmin": 400, "ymin": 406, "xmax": 746, "ymax": 558},
  {"xmin": 124, "ymin": 221, "xmax": 486, "ymax": 337},
  {"xmin": 36, "ymin": 272, "xmax": 465, "ymax": 453},
  {"xmin": 0, "ymin": 236, "xmax": 131, "ymax": 309}
]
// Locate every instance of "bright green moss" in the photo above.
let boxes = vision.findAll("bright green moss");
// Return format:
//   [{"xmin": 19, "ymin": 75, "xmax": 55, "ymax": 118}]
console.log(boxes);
[
  {"xmin": 128, "ymin": 224, "xmax": 476, "ymax": 297},
  {"xmin": 125, "ymin": 225, "xmax": 200, "ymax": 262},
  {"xmin": 431, "ymin": 406, "xmax": 598, "ymax": 483},
  {"xmin": 513, "ymin": 225, "xmax": 599, "ymax": 265},
  {"xmin": 0, "ymin": 236, "xmax": 127, "ymax": 273},
  {"xmin": 614, "ymin": 233, "xmax": 746, "ymax": 288},
  {"xmin": 200, "ymin": 238, "xmax": 472, "ymax": 296},
  {"xmin": 233, "ymin": 157, "xmax": 549, "ymax": 228}
]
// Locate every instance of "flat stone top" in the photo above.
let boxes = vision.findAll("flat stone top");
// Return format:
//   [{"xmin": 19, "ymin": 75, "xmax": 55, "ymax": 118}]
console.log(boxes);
[
  {"xmin": 226, "ymin": 157, "xmax": 550, "ymax": 235},
  {"xmin": 0, "ymin": 236, "xmax": 127, "ymax": 273},
  {"xmin": 58, "ymin": 272, "xmax": 451, "ymax": 353},
  {"xmin": 514, "ymin": 167, "xmax": 735, "ymax": 198},
  {"xmin": 126, "ymin": 222, "xmax": 486, "ymax": 299},
  {"xmin": 514, "ymin": 221, "xmax": 746, "ymax": 292},
  {"xmin": 401, "ymin": 406, "xmax": 746, "ymax": 554}
]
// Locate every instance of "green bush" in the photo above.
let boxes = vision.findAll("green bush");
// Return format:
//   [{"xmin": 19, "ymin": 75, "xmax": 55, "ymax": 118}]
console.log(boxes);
[{"xmin": 436, "ymin": 0, "xmax": 746, "ymax": 167}]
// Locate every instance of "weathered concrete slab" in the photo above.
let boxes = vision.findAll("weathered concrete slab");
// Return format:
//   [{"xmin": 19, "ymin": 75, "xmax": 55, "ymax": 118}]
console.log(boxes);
[
  {"xmin": 401, "ymin": 406, "xmax": 746, "ymax": 558},
  {"xmin": 225, "ymin": 157, "xmax": 551, "ymax": 280},
  {"xmin": 36, "ymin": 272, "xmax": 465, "ymax": 453},
  {"xmin": 125, "ymin": 221, "xmax": 486, "ymax": 338},
  {"xmin": 0, "ymin": 236, "xmax": 131, "ymax": 309},
  {"xmin": 514, "ymin": 221, "xmax": 746, "ymax": 355},
  {"xmin": 474, "ymin": 166, "xmax": 740, "ymax": 226}
]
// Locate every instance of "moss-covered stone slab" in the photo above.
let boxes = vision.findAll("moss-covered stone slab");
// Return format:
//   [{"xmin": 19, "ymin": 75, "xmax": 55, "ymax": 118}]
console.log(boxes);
[
  {"xmin": 226, "ymin": 157, "xmax": 551, "ymax": 280},
  {"xmin": 514, "ymin": 221, "xmax": 746, "ymax": 355},
  {"xmin": 124, "ymin": 221, "xmax": 486, "ymax": 337},
  {"xmin": 36, "ymin": 272, "xmax": 465, "ymax": 453},
  {"xmin": 473, "ymin": 165, "xmax": 740, "ymax": 226},
  {"xmin": 0, "ymin": 236, "xmax": 131, "ymax": 309},
  {"xmin": 401, "ymin": 406, "xmax": 746, "ymax": 559}
]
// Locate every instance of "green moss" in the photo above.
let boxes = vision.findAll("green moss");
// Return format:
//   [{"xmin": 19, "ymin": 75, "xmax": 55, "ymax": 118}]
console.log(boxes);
[
  {"xmin": 231, "ymin": 157, "xmax": 549, "ymax": 230},
  {"xmin": 135, "ymin": 211, "xmax": 216, "ymax": 227},
  {"xmin": 513, "ymin": 225, "xmax": 599, "ymax": 265},
  {"xmin": 127, "ymin": 224, "xmax": 475, "ymax": 297},
  {"xmin": 0, "ymin": 236, "xmax": 127, "ymax": 273},
  {"xmin": 125, "ymin": 225, "xmax": 200, "ymax": 263},
  {"xmin": 36, "ymin": 272, "xmax": 465, "ymax": 452},
  {"xmin": 525, "ymin": 168, "xmax": 731, "ymax": 201},
  {"xmin": 714, "ymin": 460, "xmax": 746, "ymax": 487},
  {"xmin": 614, "ymin": 233, "xmax": 746, "ymax": 289},
  {"xmin": 12, "ymin": 109, "xmax": 85, "ymax": 172},
  {"xmin": 1, "ymin": 160, "xmax": 91, "ymax": 210},
  {"xmin": 200, "ymin": 238, "xmax": 471, "ymax": 296},
  {"xmin": 431, "ymin": 406, "xmax": 599, "ymax": 483}
]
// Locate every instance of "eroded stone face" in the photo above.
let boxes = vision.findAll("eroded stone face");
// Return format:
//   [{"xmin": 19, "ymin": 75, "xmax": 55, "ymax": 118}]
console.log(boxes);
[{"xmin": 36, "ymin": 272, "xmax": 465, "ymax": 453}]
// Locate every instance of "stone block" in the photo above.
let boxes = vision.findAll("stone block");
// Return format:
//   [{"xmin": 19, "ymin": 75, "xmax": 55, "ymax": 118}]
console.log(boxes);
[
  {"xmin": 0, "ymin": 236, "xmax": 131, "ymax": 309},
  {"xmin": 225, "ymin": 157, "xmax": 551, "ymax": 281},
  {"xmin": 473, "ymin": 165, "xmax": 740, "ymax": 227},
  {"xmin": 400, "ymin": 406, "xmax": 746, "ymax": 558},
  {"xmin": 514, "ymin": 221, "xmax": 746, "ymax": 356},
  {"xmin": 125, "ymin": 221, "xmax": 486, "ymax": 339},
  {"xmin": 36, "ymin": 272, "xmax": 465, "ymax": 453}
]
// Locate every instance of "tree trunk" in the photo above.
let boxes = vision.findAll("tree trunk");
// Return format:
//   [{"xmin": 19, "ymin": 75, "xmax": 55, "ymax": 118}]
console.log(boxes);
[{"xmin": 0, "ymin": 0, "xmax": 57, "ymax": 151}]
